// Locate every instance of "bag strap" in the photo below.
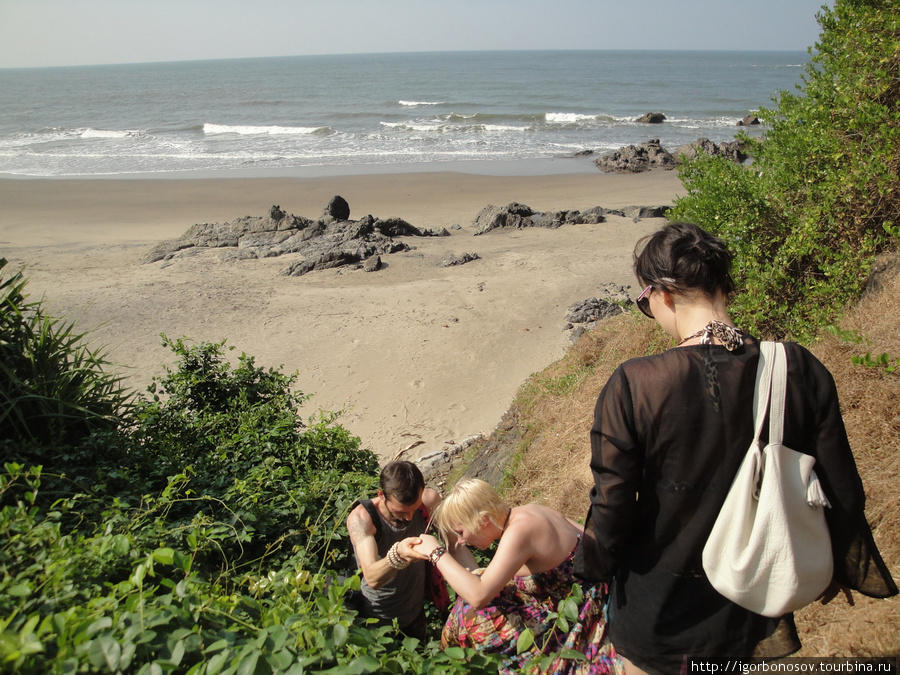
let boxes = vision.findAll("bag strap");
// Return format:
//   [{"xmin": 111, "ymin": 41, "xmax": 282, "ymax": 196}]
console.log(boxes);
[
  {"xmin": 752, "ymin": 341, "xmax": 777, "ymax": 444},
  {"xmin": 768, "ymin": 343, "xmax": 788, "ymax": 445}
]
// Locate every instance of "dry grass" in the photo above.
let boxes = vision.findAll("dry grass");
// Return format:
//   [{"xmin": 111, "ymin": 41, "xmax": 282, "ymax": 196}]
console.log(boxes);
[
  {"xmin": 504, "ymin": 312, "xmax": 668, "ymax": 519},
  {"xmin": 502, "ymin": 274, "xmax": 900, "ymax": 657}
]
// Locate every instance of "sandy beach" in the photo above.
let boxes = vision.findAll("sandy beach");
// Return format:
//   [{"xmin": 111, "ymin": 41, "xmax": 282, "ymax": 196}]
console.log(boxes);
[{"xmin": 0, "ymin": 168, "xmax": 684, "ymax": 462}]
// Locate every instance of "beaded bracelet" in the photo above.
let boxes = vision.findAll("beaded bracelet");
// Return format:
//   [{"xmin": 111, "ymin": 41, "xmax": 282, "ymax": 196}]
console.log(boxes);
[
  {"xmin": 429, "ymin": 546, "xmax": 446, "ymax": 565},
  {"xmin": 387, "ymin": 542, "xmax": 410, "ymax": 570}
]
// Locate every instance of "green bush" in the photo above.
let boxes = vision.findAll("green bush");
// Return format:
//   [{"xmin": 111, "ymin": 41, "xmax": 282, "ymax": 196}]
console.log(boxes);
[
  {"xmin": 0, "ymin": 463, "xmax": 502, "ymax": 674},
  {"xmin": 0, "ymin": 269, "xmax": 496, "ymax": 672},
  {"xmin": 122, "ymin": 337, "xmax": 379, "ymax": 575},
  {"xmin": 670, "ymin": 0, "xmax": 900, "ymax": 341}
]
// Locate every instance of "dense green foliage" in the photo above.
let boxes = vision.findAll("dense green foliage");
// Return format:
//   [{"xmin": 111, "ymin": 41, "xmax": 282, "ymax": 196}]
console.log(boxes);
[
  {"xmin": 0, "ymin": 265, "xmax": 503, "ymax": 673},
  {"xmin": 670, "ymin": 0, "xmax": 900, "ymax": 340}
]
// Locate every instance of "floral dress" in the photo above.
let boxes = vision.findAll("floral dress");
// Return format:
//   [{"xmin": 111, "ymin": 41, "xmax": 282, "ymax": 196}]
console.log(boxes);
[{"xmin": 441, "ymin": 547, "xmax": 621, "ymax": 674}]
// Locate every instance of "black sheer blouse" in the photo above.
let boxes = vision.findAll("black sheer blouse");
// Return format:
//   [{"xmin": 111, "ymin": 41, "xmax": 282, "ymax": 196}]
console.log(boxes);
[{"xmin": 581, "ymin": 337, "xmax": 896, "ymax": 673}]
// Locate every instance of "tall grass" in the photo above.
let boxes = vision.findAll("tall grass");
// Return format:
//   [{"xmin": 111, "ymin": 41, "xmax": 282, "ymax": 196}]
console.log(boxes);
[{"xmin": 0, "ymin": 258, "xmax": 132, "ymax": 447}]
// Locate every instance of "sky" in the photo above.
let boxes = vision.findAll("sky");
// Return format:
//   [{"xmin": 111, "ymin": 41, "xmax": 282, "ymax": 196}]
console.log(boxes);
[{"xmin": 0, "ymin": 0, "xmax": 832, "ymax": 69}]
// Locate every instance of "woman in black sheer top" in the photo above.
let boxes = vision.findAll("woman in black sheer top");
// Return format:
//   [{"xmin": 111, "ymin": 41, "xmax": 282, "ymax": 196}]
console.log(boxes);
[{"xmin": 577, "ymin": 222, "xmax": 896, "ymax": 675}]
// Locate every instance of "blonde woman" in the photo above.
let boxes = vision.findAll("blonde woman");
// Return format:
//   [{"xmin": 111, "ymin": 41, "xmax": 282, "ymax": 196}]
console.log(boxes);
[{"xmin": 413, "ymin": 479, "xmax": 620, "ymax": 674}]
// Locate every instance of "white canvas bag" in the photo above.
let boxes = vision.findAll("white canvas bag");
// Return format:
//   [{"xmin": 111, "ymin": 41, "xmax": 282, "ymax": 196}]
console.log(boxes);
[{"xmin": 702, "ymin": 341, "xmax": 833, "ymax": 617}]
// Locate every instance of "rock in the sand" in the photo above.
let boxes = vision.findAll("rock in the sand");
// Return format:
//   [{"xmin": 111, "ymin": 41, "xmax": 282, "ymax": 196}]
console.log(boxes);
[
  {"xmin": 566, "ymin": 285, "xmax": 633, "ymax": 324},
  {"xmin": 472, "ymin": 203, "xmax": 615, "ymax": 235},
  {"xmin": 322, "ymin": 195, "xmax": 351, "ymax": 221},
  {"xmin": 595, "ymin": 139, "xmax": 676, "ymax": 173},
  {"xmin": 565, "ymin": 285, "xmax": 634, "ymax": 338},
  {"xmin": 673, "ymin": 138, "xmax": 748, "ymax": 164},
  {"xmin": 143, "ymin": 197, "xmax": 442, "ymax": 276},
  {"xmin": 363, "ymin": 255, "xmax": 383, "ymax": 272},
  {"xmin": 471, "ymin": 202, "xmax": 535, "ymax": 234},
  {"xmin": 636, "ymin": 112, "xmax": 667, "ymax": 124},
  {"xmin": 440, "ymin": 252, "xmax": 481, "ymax": 267},
  {"xmin": 566, "ymin": 297, "xmax": 624, "ymax": 324},
  {"xmin": 623, "ymin": 205, "xmax": 672, "ymax": 222}
]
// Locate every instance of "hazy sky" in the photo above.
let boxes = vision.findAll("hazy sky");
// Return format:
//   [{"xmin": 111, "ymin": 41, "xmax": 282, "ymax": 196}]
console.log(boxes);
[{"xmin": 0, "ymin": 0, "xmax": 831, "ymax": 69}]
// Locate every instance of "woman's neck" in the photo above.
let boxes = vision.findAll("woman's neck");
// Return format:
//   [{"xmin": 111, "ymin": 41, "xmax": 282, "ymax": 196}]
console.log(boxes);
[{"xmin": 672, "ymin": 294, "xmax": 734, "ymax": 344}]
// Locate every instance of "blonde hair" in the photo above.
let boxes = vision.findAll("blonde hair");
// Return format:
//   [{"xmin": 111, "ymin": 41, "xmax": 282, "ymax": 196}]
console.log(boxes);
[{"xmin": 434, "ymin": 478, "xmax": 509, "ymax": 541}]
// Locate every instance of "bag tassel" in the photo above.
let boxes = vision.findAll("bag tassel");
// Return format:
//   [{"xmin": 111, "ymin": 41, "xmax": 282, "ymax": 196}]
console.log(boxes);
[{"xmin": 806, "ymin": 472, "xmax": 831, "ymax": 509}]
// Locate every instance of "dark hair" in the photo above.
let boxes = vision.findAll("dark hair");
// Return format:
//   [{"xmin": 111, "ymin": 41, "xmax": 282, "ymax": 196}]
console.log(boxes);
[
  {"xmin": 380, "ymin": 461, "xmax": 425, "ymax": 505},
  {"xmin": 633, "ymin": 222, "xmax": 735, "ymax": 298}
]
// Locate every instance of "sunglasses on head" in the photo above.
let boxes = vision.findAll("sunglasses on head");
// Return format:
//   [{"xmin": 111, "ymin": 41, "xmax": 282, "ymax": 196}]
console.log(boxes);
[{"xmin": 636, "ymin": 284, "xmax": 655, "ymax": 319}]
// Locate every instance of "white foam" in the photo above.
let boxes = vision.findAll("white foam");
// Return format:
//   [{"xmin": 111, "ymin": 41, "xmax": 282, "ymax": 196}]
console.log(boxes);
[
  {"xmin": 482, "ymin": 125, "xmax": 528, "ymax": 133},
  {"xmin": 398, "ymin": 100, "xmax": 444, "ymax": 106},
  {"xmin": 80, "ymin": 128, "xmax": 140, "ymax": 139},
  {"xmin": 382, "ymin": 121, "xmax": 528, "ymax": 134},
  {"xmin": 545, "ymin": 113, "xmax": 597, "ymax": 124},
  {"xmin": 203, "ymin": 123, "xmax": 323, "ymax": 136}
]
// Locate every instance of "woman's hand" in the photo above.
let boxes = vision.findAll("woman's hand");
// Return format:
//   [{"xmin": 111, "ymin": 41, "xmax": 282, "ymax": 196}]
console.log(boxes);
[
  {"xmin": 397, "ymin": 536, "xmax": 429, "ymax": 562},
  {"xmin": 411, "ymin": 533, "xmax": 442, "ymax": 557}
]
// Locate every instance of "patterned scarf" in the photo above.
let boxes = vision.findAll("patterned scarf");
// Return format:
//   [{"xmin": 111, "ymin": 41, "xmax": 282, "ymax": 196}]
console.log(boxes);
[{"xmin": 678, "ymin": 320, "xmax": 744, "ymax": 351}]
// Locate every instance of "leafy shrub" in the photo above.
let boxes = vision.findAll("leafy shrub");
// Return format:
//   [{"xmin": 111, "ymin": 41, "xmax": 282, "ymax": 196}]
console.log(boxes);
[
  {"xmin": 122, "ymin": 337, "xmax": 379, "ymax": 575},
  {"xmin": 3, "ymin": 271, "xmax": 495, "ymax": 671},
  {"xmin": 670, "ymin": 0, "xmax": 900, "ymax": 341},
  {"xmin": 1, "ymin": 463, "xmax": 502, "ymax": 674}
]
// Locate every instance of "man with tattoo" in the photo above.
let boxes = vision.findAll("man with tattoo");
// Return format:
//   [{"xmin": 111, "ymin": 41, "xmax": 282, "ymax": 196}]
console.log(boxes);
[{"xmin": 346, "ymin": 461, "xmax": 442, "ymax": 640}]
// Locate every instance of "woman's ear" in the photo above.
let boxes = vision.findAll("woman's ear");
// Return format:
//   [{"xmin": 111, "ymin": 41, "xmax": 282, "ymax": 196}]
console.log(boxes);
[{"xmin": 658, "ymin": 288, "xmax": 678, "ymax": 313}]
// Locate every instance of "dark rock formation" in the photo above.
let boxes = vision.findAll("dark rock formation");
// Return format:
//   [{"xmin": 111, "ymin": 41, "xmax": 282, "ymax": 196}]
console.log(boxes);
[
  {"xmin": 440, "ymin": 252, "xmax": 481, "ymax": 267},
  {"xmin": 472, "ymin": 203, "xmax": 617, "ymax": 235},
  {"xmin": 737, "ymin": 115, "xmax": 761, "ymax": 126},
  {"xmin": 594, "ymin": 137, "xmax": 750, "ymax": 173},
  {"xmin": 636, "ymin": 112, "xmax": 667, "ymax": 124},
  {"xmin": 673, "ymin": 138, "xmax": 748, "ymax": 164},
  {"xmin": 143, "ymin": 198, "xmax": 449, "ymax": 276},
  {"xmin": 472, "ymin": 201, "xmax": 669, "ymax": 234},
  {"xmin": 417, "ymin": 434, "xmax": 485, "ymax": 489},
  {"xmin": 453, "ymin": 408, "xmax": 525, "ymax": 487},
  {"xmin": 595, "ymin": 139, "xmax": 676, "ymax": 173}
]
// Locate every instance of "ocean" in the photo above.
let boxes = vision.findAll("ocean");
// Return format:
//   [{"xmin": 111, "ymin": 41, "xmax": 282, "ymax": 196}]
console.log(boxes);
[{"xmin": 0, "ymin": 50, "xmax": 809, "ymax": 178}]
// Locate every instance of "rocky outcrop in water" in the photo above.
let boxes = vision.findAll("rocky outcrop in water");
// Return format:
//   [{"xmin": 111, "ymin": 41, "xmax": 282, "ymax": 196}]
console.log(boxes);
[
  {"xmin": 636, "ymin": 112, "xmax": 667, "ymax": 124},
  {"xmin": 594, "ymin": 139, "xmax": 677, "ymax": 173},
  {"xmin": 673, "ymin": 137, "xmax": 748, "ymax": 164},
  {"xmin": 595, "ymin": 137, "xmax": 749, "ymax": 173},
  {"xmin": 142, "ymin": 197, "xmax": 449, "ymax": 275}
]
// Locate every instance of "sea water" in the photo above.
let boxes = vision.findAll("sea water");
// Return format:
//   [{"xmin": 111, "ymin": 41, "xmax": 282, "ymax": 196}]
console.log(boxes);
[{"xmin": 0, "ymin": 50, "xmax": 809, "ymax": 177}]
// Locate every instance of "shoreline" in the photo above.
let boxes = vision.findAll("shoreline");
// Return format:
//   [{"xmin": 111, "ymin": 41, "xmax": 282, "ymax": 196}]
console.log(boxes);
[
  {"xmin": 1, "ymin": 168, "xmax": 684, "ymax": 462},
  {"xmin": 0, "ymin": 156, "xmax": 602, "ymax": 181}
]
